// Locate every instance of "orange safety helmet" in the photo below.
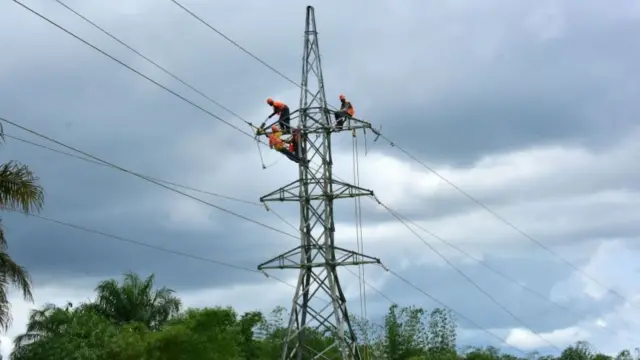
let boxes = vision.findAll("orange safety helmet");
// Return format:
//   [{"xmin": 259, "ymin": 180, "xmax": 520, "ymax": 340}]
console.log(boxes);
[
  {"xmin": 339, "ymin": 94, "xmax": 346, "ymax": 101},
  {"xmin": 266, "ymin": 97, "xmax": 274, "ymax": 105},
  {"xmin": 271, "ymin": 124, "xmax": 280, "ymax": 133}
]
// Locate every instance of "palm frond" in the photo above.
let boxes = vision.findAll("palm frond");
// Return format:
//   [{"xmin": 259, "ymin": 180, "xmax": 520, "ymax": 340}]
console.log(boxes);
[
  {"xmin": 0, "ymin": 254, "xmax": 31, "ymax": 331},
  {"xmin": 0, "ymin": 161, "xmax": 44, "ymax": 214},
  {"xmin": 0, "ymin": 220, "xmax": 8, "ymax": 251},
  {"xmin": 0, "ymin": 251, "xmax": 33, "ymax": 302}
]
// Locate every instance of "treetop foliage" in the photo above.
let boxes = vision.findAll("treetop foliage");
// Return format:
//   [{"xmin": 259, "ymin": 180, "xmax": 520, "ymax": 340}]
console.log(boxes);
[{"xmin": 7, "ymin": 272, "xmax": 638, "ymax": 360}]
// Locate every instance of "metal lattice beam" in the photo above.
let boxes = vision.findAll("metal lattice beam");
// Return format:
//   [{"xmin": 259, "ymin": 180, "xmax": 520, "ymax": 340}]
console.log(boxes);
[{"xmin": 257, "ymin": 6, "xmax": 381, "ymax": 360}]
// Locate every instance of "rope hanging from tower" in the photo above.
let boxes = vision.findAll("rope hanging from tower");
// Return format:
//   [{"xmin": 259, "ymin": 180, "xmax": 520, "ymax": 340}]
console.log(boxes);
[
  {"xmin": 352, "ymin": 130, "xmax": 369, "ymax": 358},
  {"xmin": 247, "ymin": 122, "xmax": 283, "ymax": 170}
]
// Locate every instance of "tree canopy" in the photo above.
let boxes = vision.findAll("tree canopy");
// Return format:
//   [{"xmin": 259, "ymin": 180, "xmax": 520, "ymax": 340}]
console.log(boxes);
[{"xmin": 6, "ymin": 272, "xmax": 639, "ymax": 360}]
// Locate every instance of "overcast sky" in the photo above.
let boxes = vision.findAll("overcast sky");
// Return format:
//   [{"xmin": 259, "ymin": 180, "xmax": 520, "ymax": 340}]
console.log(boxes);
[{"xmin": 1, "ymin": 0, "xmax": 640, "ymax": 357}]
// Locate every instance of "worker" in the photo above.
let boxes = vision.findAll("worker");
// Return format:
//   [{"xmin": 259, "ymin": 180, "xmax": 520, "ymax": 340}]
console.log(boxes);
[
  {"xmin": 334, "ymin": 94, "xmax": 355, "ymax": 130},
  {"xmin": 268, "ymin": 125, "xmax": 301, "ymax": 164},
  {"xmin": 286, "ymin": 128, "xmax": 302, "ymax": 158},
  {"xmin": 262, "ymin": 98, "xmax": 291, "ymax": 134}
]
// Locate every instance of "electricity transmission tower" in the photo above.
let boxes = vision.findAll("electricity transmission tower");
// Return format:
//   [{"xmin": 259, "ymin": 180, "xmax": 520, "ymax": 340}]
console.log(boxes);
[{"xmin": 257, "ymin": 6, "xmax": 382, "ymax": 360}]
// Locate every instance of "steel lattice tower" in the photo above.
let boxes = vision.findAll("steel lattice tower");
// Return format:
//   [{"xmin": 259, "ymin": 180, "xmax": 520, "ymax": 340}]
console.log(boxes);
[{"xmin": 257, "ymin": 6, "xmax": 382, "ymax": 360}]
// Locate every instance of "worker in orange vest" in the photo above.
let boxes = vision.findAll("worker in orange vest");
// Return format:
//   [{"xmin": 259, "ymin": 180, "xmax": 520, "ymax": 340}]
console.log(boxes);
[
  {"xmin": 261, "ymin": 98, "xmax": 292, "ymax": 134},
  {"xmin": 267, "ymin": 125, "xmax": 301, "ymax": 164},
  {"xmin": 334, "ymin": 94, "xmax": 355, "ymax": 130}
]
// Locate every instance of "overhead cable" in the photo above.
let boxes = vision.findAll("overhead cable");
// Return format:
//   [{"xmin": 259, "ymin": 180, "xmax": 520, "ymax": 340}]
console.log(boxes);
[
  {"xmin": 7, "ymin": 209, "xmax": 259, "ymax": 273},
  {"xmin": 389, "ymin": 270, "xmax": 528, "ymax": 355},
  {"xmin": 171, "ymin": 0, "xmax": 639, "ymax": 311},
  {"xmin": 372, "ymin": 197, "xmax": 635, "ymax": 341},
  {"xmin": 0, "ymin": 115, "xmax": 295, "ymax": 238},
  {"xmin": 13, "ymin": 209, "xmax": 394, "ymax": 332},
  {"xmin": 6, "ymin": 134, "xmax": 261, "ymax": 207},
  {"xmin": 3, "ymin": 130, "xmax": 394, "ymax": 310},
  {"xmin": 18, "ymin": 209, "xmax": 516, "ymax": 349},
  {"xmin": 376, "ymin": 132, "xmax": 639, "ymax": 311},
  {"xmin": 12, "ymin": 0, "xmax": 258, "ymax": 143},
  {"xmin": 375, "ymin": 198, "xmax": 562, "ymax": 351}
]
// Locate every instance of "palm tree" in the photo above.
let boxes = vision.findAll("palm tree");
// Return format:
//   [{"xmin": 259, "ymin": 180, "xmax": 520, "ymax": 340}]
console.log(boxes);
[
  {"xmin": 11, "ymin": 302, "xmax": 104, "ymax": 359},
  {"xmin": 0, "ymin": 128, "xmax": 45, "ymax": 330},
  {"xmin": 12, "ymin": 302, "xmax": 74, "ymax": 350},
  {"xmin": 93, "ymin": 272, "xmax": 181, "ymax": 330}
]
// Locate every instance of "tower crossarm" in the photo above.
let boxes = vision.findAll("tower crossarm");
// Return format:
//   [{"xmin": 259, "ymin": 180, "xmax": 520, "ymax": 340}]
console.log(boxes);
[
  {"xmin": 287, "ymin": 106, "xmax": 376, "ymax": 135},
  {"xmin": 258, "ymin": 245, "xmax": 382, "ymax": 271},
  {"xmin": 260, "ymin": 180, "xmax": 374, "ymax": 202}
]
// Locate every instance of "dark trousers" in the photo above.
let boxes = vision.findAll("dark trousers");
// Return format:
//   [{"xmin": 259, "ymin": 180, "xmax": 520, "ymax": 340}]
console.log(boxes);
[
  {"xmin": 278, "ymin": 148, "xmax": 300, "ymax": 163},
  {"xmin": 334, "ymin": 111, "xmax": 351, "ymax": 129},
  {"xmin": 278, "ymin": 107, "xmax": 291, "ymax": 134}
]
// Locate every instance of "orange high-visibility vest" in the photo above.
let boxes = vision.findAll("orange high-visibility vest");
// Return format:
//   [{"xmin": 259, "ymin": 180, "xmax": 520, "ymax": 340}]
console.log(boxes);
[
  {"xmin": 272, "ymin": 101, "xmax": 287, "ymax": 114},
  {"xmin": 269, "ymin": 132, "xmax": 284, "ymax": 150},
  {"xmin": 346, "ymin": 102, "xmax": 355, "ymax": 117}
]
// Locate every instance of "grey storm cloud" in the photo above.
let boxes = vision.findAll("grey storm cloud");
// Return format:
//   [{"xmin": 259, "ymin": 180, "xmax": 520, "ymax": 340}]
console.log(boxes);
[
  {"xmin": 365, "ymin": 16, "xmax": 640, "ymax": 166},
  {"xmin": 1, "ymin": 0, "xmax": 640, "ymax": 355}
]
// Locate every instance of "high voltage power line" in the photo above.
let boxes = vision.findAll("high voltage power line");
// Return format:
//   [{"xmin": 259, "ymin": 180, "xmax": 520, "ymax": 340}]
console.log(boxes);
[
  {"xmin": 4, "ymin": 133, "xmax": 306, "ymax": 231},
  {"xmin": 5, "ymin": 0, "xmax": 635, "ymax": 354},
  {"xmin": 10, "ymin": 0, "xmax": 259, "ymax": 145},
  {"xmin": 1, "ymin": 115, "xmax": 400, "ymax": 323},
  {"xmin": 0, "ymin": 31, "xmax": 529, "ymax": 354},
  {"xmin": 1, "ymin": 118, "xmax": 531, "ymax": 354},
  {"xmin": 376, "ymin": 198, "xmax": 560, "ymax": 351},
  {"xmin": 0, "ymin": 115, "xmax": 292, "ymax": 238},
  {"xmin": 51, "ymin": 0, "xmax": 249, "ymax": 128},
  {"xmin": 2, "ymin": 209, "xmax": 388, "ymax": 329},
  {"xmin": 4, "ymin": 134, "xmax": 262, "ymax": 207},
  {"xmin": 7, "ymin": 209, "xmax": 261, "ymax": 273},
  {"xmin": 0, "ymin": 145, "xmax": 529, "ymax": 354},
  {"xmin": 374, "ymin": 200, "xmax": 635, "ymax": 342},
  {"xmin": 6, "ymin": 208, "xmax": 529, "ymax": 355},
  {"xmin": 0, "ymin": 124, "xmax": 396, "ymax": 333},
  {"xmin": 7, "ymin": 132, "xmax": 631, "ymax": 344},
  {"xmin": 162, "ymin": 0, "xmax": 640, "ymax": 315}
]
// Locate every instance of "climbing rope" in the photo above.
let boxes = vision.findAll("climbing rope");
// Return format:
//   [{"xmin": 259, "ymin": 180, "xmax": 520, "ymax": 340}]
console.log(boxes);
[
  {"xmin": 363, "ymin": 128, "xmax": 369, "ymax": 156},
  {"xmin": 263, "ymin": 157, "xmax": 282, "ymax": 169},
  {"xmin": 352, "ymin": 131, "xmax": 369, "ymax": 359},
  {"xmin": 246, "ymin": 122, "xmax": 267, "ymax": 169},
  {"xmin": 254, "ymin": 136, "xmax": 267, "ymax": 169},
  {"xmin": 247, "ymin": 122, "xmax": 283, "ymax": 170}
]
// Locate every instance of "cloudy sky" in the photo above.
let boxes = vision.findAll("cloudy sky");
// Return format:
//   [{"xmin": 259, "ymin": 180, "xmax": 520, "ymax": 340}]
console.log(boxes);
[{"xmin": 1, "ymin": 0, "xmax": 640, "ymax": 357}]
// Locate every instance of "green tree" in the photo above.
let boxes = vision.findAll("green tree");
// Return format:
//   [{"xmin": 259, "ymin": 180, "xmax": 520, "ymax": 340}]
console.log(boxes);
[
  {"xmin": 145, "ymin": 307, "xmax": 244, "ymax": 360},
  {"xmin": 92, "ymin": 272, "xmax": 181, "ymax": 330},
  {"xmin": 13, "ymin": 302, "xmax": 75, "ymax": 352},
  {"xmin": 18, "ymin": 272, "xmax": 640, "ymax": 360},
  {"xmin": 383, "ymin": 304, "xmax": 430, "ymax": 360},
  {"xmin": 426, "ymin": 307, "xmax": 457, "ymax": 358},
  {"xmin": 256, "ymin": 306, "xmax": 288, "ymax": 360},
  {"xmin": 351, "ymin": 313, "xmax": 386, "ymax": 359},
  {"xmin": 594, "ymin": 354, "xmax": 613, "ymax": 360},
  {"xmin": 0, "ymin": 129, "xmax": 45, "ymax": 329},
  {"xmin": 616, "ymin": 350, "xmax": 634, "ymax": 360},
  {"xmin": 238, "ymin": 311, "xmax": 266, "ymax": 359},
  {"xmin": 12, "ymin": 304, "xmax": 147, "ymax": 360},
  {"xmin": 560, "ymin": 341, "xmax": 595, "ymax": 360}
]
